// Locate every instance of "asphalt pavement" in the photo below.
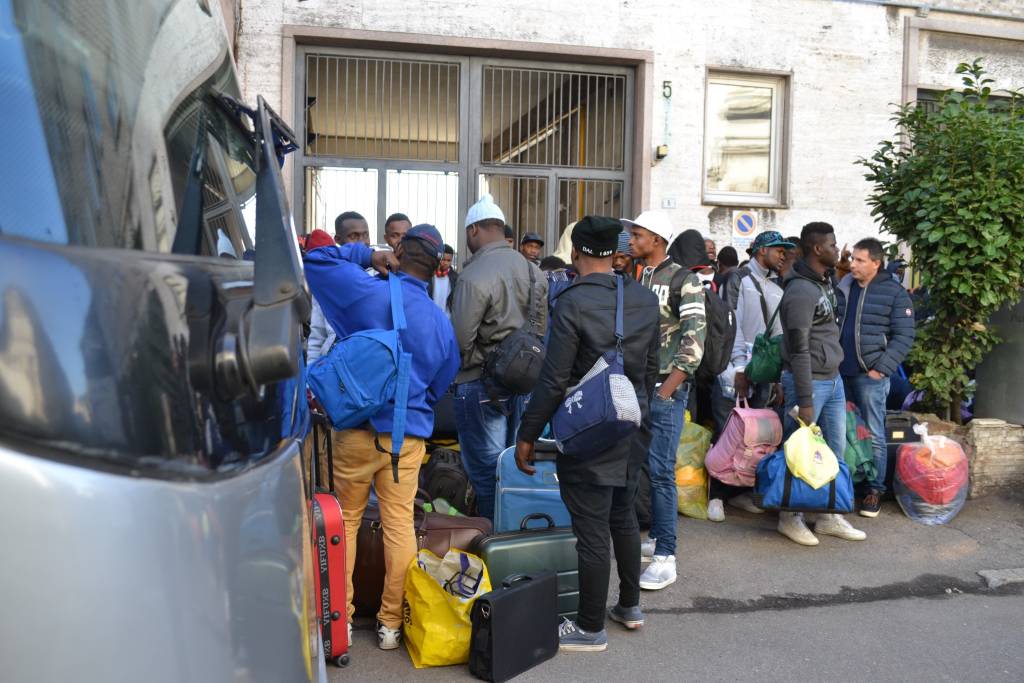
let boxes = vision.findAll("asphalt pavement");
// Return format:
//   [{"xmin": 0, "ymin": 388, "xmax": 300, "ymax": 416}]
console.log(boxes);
[{"xmin": 332, "ymin": 495, "xmax": 1024, "ymax": 682}]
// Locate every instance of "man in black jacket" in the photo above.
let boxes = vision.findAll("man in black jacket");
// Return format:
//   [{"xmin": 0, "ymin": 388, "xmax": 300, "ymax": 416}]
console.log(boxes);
[
  {"xmin": 779, "ymin": 222, "xmax": 866, "ymax": 546},
  {"xmin": 516, "ymin": 216, "xmax": 660, "ymax": 653},
  {"xmin": 836, "ymin": 238, "xmax": 915, "ymax": 517}
]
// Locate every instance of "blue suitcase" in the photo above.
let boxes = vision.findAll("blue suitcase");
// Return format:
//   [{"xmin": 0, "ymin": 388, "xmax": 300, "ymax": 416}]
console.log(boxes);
[{"xmin": 494, "ymin": 441, "xmax": 571, "ymax": 533}]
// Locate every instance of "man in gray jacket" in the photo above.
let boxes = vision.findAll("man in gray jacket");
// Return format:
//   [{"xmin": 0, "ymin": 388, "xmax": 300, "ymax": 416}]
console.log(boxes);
[
  {"xmin": 778, "ymin": 222, "xmax": 866, "ymax": 546},
  {"xmin": 450, "ymin": 193, "xmax": 548, "ymax": 520}
]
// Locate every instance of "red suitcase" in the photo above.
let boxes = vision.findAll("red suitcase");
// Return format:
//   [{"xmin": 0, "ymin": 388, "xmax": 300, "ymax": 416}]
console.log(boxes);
[{"xmin": 309, "ymin": 418, "xmax": 350, "ymax": 667}]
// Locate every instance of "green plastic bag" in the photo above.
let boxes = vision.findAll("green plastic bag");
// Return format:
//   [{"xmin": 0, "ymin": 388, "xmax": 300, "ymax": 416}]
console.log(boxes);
[
  {"xmin": 675, "ymin": 414, "xmax": 712, "ymax": 519},
  {"xmin": 844, "ymin": 401, "xmax": 877, "ymax": 484}
]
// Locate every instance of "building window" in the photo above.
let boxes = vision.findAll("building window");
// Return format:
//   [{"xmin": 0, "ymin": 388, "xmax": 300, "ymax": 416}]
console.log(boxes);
[{"xmin": 702, "ymin": 72, "xmax": 787, "ymax": 207}]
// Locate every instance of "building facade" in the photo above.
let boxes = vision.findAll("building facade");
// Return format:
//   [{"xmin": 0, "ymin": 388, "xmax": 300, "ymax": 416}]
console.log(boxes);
[{"xmin": 225, "ymin": 0, "xmax": 1024, "ymax": 257}]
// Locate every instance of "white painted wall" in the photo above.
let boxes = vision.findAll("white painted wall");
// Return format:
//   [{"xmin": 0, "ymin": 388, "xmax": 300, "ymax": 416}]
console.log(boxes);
[{"xmin": 235, "ymin": 0, "xmax": 1024, "ymax": 249}]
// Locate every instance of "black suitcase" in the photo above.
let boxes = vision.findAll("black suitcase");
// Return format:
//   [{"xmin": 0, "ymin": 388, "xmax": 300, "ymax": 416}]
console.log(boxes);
[
  {"xmin": 884, "ymin": 411, "xmax": 918, "ymax": 495},
  {"xmin": 469, "ymin": 572, "xmax": 559, "ymax": 682},
  {"xmin": 471, "ymin": 513, "xmax": 579, "ymax": 619}
]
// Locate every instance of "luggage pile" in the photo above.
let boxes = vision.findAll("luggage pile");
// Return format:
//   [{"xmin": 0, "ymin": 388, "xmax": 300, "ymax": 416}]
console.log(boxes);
[{"xmin": 894, "ymin": 423, "xmax": 969, "ymax": 525}]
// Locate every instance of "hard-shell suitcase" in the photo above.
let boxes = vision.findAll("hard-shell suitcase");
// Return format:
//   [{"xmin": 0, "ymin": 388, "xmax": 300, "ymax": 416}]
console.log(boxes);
[
  {"xmin": 308, "ymin": 418, "xmax": 350, "ymax": 667},
  {"xmin": 471, "ymin": 513, "xmax": 579, "ymax": 619},
  {"xmin": 469, "ymin": 571, "xmax": 559, "ymax": 682},
  {"xmin": 494, "ymin": 441, "xmax": 570, "ymax": 533},
  {"xmin": 884, "ymin": 411, "xmax": 918, "ymax": 493}
]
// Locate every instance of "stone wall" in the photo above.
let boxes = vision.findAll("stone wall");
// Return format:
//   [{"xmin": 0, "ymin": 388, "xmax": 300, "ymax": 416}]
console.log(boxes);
[{"xmin": 965, "ymin": 419, "xmax": 1024, "ymax": 497}]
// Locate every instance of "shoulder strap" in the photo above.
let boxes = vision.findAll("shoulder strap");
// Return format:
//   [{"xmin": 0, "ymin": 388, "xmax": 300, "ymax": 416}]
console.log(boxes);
[
  {"xmin": 387, "ymin": 274, "xmax": 410, "ymax": 483},
  {"xmin": 747, "ymin": 274, "xmax": 770, "ymax": 327},
  {"xmin": 614, "ymin": 274, "xmax": 625, "ymax": 358},
  {"xmin": 389, "ymin": 274, "xmax": 407, "ymax": 332},
  {"xmin": 525, "ymin": 261, "xmax": 540, "ymax": 335}
]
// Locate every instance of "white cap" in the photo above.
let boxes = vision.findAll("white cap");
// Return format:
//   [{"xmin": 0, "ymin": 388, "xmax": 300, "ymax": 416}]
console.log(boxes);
[
  {"xmin": 621, "ymin": 210, "xmax": 675, "ymax": 245},
  {"xmin": 464, "ymin": 193, "xmax": 506, "ymax": 228}
]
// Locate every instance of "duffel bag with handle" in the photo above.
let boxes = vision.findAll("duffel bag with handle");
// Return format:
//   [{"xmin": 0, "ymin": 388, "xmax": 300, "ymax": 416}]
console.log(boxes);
[{"xmin": 753, "ymin": 449, "xmax": 854, "ymax": 513}]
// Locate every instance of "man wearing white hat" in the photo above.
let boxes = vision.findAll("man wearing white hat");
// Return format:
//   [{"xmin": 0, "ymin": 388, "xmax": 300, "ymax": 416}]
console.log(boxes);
[
  {"xmin": 450, "ymin": 193, "xmax": 548, "ymax": 520},
  {"xmin": 623, "ymin": 210, "xmax": 706, "ymax": 591}
]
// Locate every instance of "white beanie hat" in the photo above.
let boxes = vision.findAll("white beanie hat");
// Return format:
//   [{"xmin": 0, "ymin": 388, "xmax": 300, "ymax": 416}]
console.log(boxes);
[
  {"xmin": 464, "ymin": 193, "xmax": 506, "ymax": 228},
  {"xmin": 621, "ymin": 210, "xmax": 675, "ymax": 245}
]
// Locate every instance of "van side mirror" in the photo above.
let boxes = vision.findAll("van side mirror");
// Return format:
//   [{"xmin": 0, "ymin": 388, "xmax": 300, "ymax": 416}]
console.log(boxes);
[{"xmin": 238, "ymin": 96, "xmax": 310, "ymax": 390}]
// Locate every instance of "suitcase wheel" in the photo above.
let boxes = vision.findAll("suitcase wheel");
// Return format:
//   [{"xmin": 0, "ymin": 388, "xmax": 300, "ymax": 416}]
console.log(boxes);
[{"xmin": 332, "ymin": 654, "xmax": 350, "ymax": 667}]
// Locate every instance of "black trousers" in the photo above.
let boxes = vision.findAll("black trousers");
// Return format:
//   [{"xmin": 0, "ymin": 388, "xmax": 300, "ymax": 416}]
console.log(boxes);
[{"xmin": 559, "ymin": 476, "xmax": 641, "ymax": 633}]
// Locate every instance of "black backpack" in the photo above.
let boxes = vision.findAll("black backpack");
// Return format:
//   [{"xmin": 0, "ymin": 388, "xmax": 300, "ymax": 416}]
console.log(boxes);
[
  {"xmin": 484, "ymin": 263, "xmax": 545, "ymax": 394},
  {"xmin": 670, "ymin": 269, "xmax": 737, "ymax": 385},
  {"xmin": 420, "ymin": 448, "xmax": 476, "ymax": 515}
]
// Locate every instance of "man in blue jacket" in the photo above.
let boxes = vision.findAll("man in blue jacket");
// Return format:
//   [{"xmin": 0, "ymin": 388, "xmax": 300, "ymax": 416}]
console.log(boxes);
[
  {"xmin": 836, "ymin": 238, "xmax": 915, "ymax": 517},
  {"xmin": 304, "ymin": 225, "xmax": 460, "ymax": 653}
]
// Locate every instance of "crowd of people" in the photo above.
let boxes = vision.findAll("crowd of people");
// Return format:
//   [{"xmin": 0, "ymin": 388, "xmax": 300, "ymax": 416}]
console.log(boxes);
[{"xmin": 299, "ymin": 196, "xmax": 916, "ymax": 655}]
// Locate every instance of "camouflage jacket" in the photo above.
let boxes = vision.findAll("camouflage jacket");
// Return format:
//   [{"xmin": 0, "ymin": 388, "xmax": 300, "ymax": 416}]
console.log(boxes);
[{"xmin": 638, "ymin": 257, "xmax": 706, "ymax": 377}]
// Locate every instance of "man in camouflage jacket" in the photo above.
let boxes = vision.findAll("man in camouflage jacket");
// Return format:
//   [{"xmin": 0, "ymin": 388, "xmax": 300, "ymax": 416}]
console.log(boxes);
[{"xmin": 624, "ymin": 212, "xmax": 706, "ymax": 591}]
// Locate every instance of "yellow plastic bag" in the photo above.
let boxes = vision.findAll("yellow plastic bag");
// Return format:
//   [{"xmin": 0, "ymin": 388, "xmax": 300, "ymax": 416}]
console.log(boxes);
[
  {"xmin": 675, "ymin": 416, "xmax": 712, "ymax": 519},
  {"xmin": 403, "ymin": 549, "xmax": 491, "ymax": 668},
  {"xmin": 784, "ymin": 418, "xmax": 839, "ymax": 490}
]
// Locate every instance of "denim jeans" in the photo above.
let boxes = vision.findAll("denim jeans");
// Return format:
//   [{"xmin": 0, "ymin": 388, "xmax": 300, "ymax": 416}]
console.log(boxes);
[
  {"xmin": 453, "ymin": 379, "xmax": 525, "ymax": 521},
  {"xmin": 843, "ymin": 373, "xmax": 891, "ymax": 493},
  {"xmin": 780, "ymin": 372, "xmax": 846, "ymax": 462},
  {"xmin": 647, "ymin": 383, "xmax": 689, "ymax": 557}
]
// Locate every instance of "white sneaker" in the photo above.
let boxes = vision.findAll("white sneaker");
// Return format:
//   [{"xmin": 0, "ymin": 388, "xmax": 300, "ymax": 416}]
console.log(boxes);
[
  {"xmin": 639, "ymin": 555, "xmax": 677, "ymax": 590},
  {"xmin": 815, "ymin": 513, "xmax": 867, "ymax": 541},
  {"xmin": 728, "ymin": 492, "xmax": 765, "ymax": 514},
  {"xmin": 348, "ymin": 623, "xmax": 353, "ymax": 647},
  {"xmin": 640, "ymin": 537, "xmax": 657, "ymax": 558},
  {"xmin": 707, "ymin": 498, "xmax": 725, "ymax": 522},
  {"xmin": 777, "ymin": 511, "xmax": 819, "ymax": 546},
  {"xmin": 377, "ymin": 622, "xmax": 401, "ymax": 650}
]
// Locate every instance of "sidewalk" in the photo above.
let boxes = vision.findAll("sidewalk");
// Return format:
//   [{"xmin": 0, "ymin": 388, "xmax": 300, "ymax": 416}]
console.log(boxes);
[{"xmin": 335, "ymin": 495, "xmax": 1024, "ymax": 682}]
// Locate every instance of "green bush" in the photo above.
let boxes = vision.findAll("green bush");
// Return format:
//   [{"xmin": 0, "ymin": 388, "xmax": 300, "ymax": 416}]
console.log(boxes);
[{"xmin": 858, "ymin": 61, "xmax": 1024, "ymax": 422}]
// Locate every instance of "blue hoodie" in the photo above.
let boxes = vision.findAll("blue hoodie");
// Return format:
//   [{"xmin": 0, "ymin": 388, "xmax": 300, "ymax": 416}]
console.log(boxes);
[{"xmin": 304, "ymin": 243, "xmax": 460, "ymax": 439}]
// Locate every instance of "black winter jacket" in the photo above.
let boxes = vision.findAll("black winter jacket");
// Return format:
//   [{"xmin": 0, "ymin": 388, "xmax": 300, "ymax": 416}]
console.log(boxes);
[
  {"xmin": 836, "ymin": 272, "xmax": 916, "ymax": 377},
  {"xmin": 519, "ymin": 273, "xmax": 660, "ymax": 486}
]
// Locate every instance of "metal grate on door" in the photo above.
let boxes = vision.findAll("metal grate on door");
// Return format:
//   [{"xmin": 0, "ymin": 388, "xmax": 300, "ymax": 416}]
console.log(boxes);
[
  {"xmin": 304, "ymin": 54, "xmax": 460, "ymax": 162},
  {"xmin": 478, "ymin": 174, "xmax": 547, "ymax": 245},
  {"xmin": 481, "ymin": 67, "xmax": 625, "ymax": 170},
  {"xmin": 558, "ymin": 178, "xmax": 624, "ymax": 230}
]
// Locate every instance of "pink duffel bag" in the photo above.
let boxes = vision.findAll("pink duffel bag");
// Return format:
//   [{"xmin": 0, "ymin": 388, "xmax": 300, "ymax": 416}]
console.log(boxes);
[{"xmin": 705, "ymin": 399, "xmax": 783, "ymax": 486}]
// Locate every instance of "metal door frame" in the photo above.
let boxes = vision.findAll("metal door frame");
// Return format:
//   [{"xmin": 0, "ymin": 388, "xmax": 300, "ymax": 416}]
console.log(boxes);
[
  {"xmin": 292, "ymin": 47, "xmax": 471, "ymax": 245},
  {"xmin": 469, "ymin": 56, "xmax": 634, "ymax": 249},
  {"xmin": 293, "ymin": 47, "xmax": 634, "ymax": 257}
]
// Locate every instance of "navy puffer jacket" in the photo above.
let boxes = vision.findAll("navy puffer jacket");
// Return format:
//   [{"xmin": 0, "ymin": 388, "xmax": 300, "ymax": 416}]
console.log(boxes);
[{"xmin": 836, "ymin": 272, "xmax": 916, "ymax": 377}]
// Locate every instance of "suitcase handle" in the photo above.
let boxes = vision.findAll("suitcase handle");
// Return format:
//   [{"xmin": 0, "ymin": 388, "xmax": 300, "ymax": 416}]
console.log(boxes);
[
  {"xmin": 519, "ymin": 513, "xmax": 556, "ymax": 531},
  {"xmin": 501, "ymin": 573, "xmax": 533, "ymax": 589}
]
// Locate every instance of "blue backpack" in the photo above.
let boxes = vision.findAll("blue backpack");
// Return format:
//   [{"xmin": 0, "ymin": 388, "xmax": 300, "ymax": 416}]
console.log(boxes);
[
  {"xmin": 306, "ymin": 275, "xmax": 411, "ymax": 482},
  {"xmin": 551, "ymin": 275, "xmax": 641, "ymax": 458},
  {"xmin": 753, "ymin": 449, "xmax": 854, "ymax": 513}
]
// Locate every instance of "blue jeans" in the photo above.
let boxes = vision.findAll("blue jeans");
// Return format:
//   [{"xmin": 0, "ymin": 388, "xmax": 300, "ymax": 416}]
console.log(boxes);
[
  {"xmin": 780, "ymin": 372, "xmax": 846, "ymax": 462},
  {"xmin": 843, "ymin": 373, "xmax": 891, "ymax": 493},
  {"xmin": 453, "ymin": 379, "xmax": 525, "ymax": 521},
  {"xmin": 647, "ymin": 383, "xmax": 689, "ymax": 557}
]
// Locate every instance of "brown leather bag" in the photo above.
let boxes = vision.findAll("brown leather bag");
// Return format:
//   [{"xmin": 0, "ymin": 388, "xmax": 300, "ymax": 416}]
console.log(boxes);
[{"xmin": 352, "ymin": 502, "xmax": 492, "ymax": 617}]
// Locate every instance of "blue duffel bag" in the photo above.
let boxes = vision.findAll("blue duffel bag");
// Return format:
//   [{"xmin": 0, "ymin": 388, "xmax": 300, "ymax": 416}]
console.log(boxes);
[{"xmin": 753, "ymin": 449, "xmax": 854, "ymax": 513}]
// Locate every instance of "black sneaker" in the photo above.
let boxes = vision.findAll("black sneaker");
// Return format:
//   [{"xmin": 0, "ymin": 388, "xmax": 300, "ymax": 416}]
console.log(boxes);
[{"xmin": 859, "ymin": 490, "xmax": 882, "ymax": 518}]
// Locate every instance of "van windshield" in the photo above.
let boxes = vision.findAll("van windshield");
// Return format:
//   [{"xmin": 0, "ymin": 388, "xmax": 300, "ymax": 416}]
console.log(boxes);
[{"xmin": 0, "ymin": 0, "xmax": 255, "ymax": 256}]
